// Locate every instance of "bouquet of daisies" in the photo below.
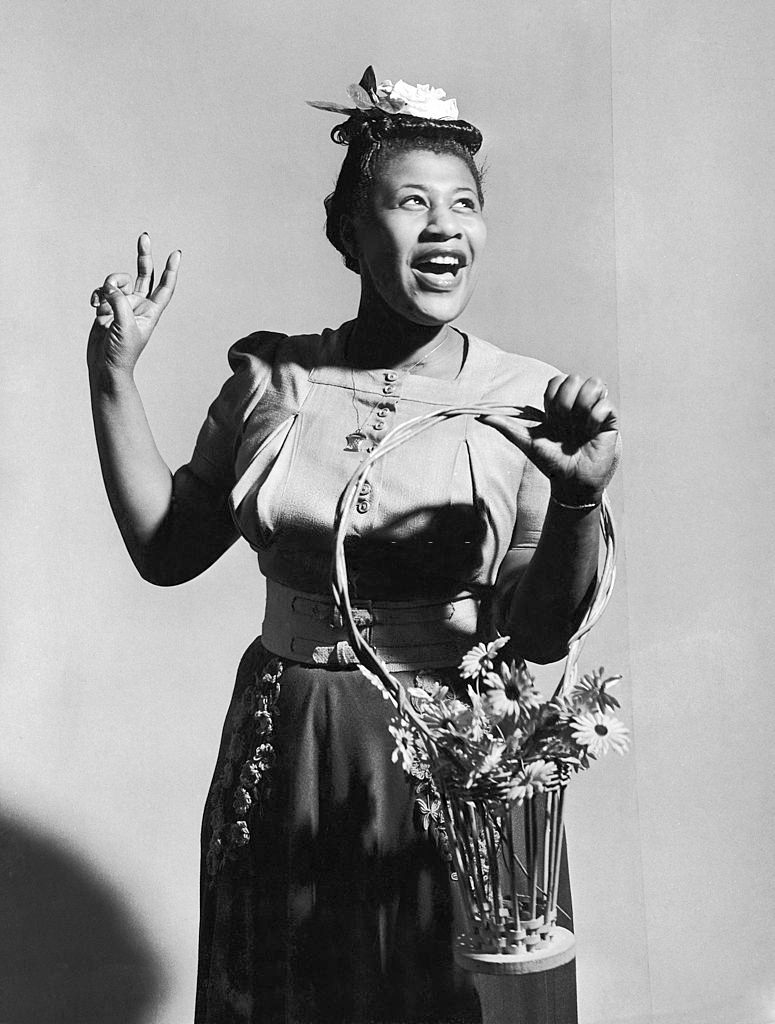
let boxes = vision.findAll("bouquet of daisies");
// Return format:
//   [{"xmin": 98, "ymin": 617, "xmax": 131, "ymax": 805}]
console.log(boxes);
[
  {"xmin": 395, "ymin": 640, "xmax": 628, "ymax": 801},
  {"xmin": 382, "ymin": 639, "xmax": 628, "ymax": 971}
]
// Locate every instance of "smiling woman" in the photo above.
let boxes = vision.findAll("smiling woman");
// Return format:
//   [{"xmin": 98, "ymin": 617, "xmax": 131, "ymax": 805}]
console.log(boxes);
[
  {"xmin": 347, "ymin": 148, "xmax": 486, "ymax": 327},
  {"xmin": 87, "ymin": 66, "xmax": 620, "ymax": 1024}
]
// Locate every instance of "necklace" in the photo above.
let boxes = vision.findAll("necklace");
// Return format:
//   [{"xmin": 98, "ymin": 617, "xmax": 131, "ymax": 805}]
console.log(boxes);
[
  {"xmin": 344, "ymin": 328, "xmax": 452, "ymax": 453},
  {"xmin": 344, "ymin": 365, "xmax": 369, "ymax": 452}
]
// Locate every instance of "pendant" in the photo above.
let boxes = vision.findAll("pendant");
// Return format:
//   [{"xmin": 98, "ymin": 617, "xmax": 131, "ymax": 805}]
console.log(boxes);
[{"xmin": 344, "ymin": 431, "xmax": 367, "ymax": 453}]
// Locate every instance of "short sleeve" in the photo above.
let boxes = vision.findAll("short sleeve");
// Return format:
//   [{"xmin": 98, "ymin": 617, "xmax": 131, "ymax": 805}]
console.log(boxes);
[
  {"xmin": 510, "ymin": 455, "xmax": 551, "ymax": 550},
  {"xmin": 188, "ymin": 331, "xmax": 286, "ymax": 488}
]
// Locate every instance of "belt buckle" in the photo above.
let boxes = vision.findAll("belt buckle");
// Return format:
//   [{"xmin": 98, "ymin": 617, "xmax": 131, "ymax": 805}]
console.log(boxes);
[{"xmin": 330, "ymin": 600, "xmax": 373, "ymax": 643}]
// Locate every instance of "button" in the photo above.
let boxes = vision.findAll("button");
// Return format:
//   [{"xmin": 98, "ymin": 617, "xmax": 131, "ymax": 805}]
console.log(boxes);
[
  {"xmin": 356, "ymin": 501, "xmax": 370, "ymax": 514},
  {"xmin": 359, "ymin": 482, "xmax": 372, "ymax": 496},
  {"xmin": 373, "ymin": 421, "xmax": 385, "ymax": 431},
  {"xmin": 382, "ymin": 385, "xmax": 396, "ymax": 395},
  {"xmin": 384, "ymin": 371, "xmax": 398, "ymax": 382},
  {"xmin": 377, "ymin": 408, "xmax": 388, "ymax": 418}
]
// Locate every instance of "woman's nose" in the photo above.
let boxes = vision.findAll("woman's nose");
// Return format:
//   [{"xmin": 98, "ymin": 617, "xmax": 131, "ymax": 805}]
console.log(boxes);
[{"xmin": 421, "ymin": 204, "xmax": 462, "ymax": 239}]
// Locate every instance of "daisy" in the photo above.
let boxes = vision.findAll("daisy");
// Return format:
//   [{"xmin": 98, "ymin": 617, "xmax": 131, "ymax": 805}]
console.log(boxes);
[
  {"xmin": 466, "ymin": 739, "xmax": 507, "ymax": 787},
  {"xmin": 483, "ymin": 660, "xmax": 543, "ymax": 720},
  {"xmin": 462, "ymin": 685, "xmax": 490, "ymax": 742},
  {"xmin": 417, "ymin": 693, "xmax": 469, "ymax": 732},
  {"xmin": 408, "ymin": 682, "xmax": 452, "ymax": 704},
  {"xmin": 389, "ymin": 723, "xmax": 415, "ymax": 773},
  {"xmin": 570, "ymin": 668, "xmax": 622, "ymax": 714},
  {"xmin": 571, "ymin": 711, "xmax": 629, "ymax": 756},
  {"xmin": 458, "ymin": 636, "xmax": 510, "ymax": 680},
  {"xmin": 505, "ymin": 761, "xmax": 554, "ymax": 803}
]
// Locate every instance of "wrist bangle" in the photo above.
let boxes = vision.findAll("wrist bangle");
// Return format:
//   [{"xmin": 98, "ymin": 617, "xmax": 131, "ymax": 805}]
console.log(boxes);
[{"xmin": 550, "ymin": 495, "xmax": 601, "ymax": 511}]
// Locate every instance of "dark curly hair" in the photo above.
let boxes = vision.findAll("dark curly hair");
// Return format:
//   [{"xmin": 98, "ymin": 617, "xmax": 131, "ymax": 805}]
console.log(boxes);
[{"xmin": 324, "ymin": 111, "xmax": 485, "ymax": 273}]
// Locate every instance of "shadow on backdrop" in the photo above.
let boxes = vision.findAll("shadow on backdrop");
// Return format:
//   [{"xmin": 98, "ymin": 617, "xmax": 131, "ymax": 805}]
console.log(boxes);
[{"xmin": 0, "ymin": 808, "xmax": 165, "ymax": 1024}]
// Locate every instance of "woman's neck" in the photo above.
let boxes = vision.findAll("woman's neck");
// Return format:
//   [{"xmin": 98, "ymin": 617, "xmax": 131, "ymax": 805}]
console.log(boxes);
[{"xmin": 346, "ymin": 297, "xmax": 451, "ymax": 370}]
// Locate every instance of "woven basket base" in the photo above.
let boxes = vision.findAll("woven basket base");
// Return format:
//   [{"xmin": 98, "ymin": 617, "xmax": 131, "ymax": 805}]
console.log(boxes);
[{"xmin": 454, "ymin": 926, "xmax": 575, "ymax": 975}]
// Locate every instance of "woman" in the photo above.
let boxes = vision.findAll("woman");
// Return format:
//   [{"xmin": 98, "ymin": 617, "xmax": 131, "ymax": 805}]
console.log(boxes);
[{"xmin": 88, "ymin": 70, "xmax": 619, "ymax": 1024}]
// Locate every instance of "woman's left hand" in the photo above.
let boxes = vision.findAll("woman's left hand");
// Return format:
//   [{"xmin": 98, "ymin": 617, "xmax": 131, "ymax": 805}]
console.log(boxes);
[{"xmin": 482, "ymin": 374, "xmax": 621, "ymax": 504}]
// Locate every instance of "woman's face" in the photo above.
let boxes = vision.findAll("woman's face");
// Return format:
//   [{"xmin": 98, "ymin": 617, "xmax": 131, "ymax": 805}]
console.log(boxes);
[{"xmin": 349, "ymin": 148, "xmax": 487, "ymax": 327}]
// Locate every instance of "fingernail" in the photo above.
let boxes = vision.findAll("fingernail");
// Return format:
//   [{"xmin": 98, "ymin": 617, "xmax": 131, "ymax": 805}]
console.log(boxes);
[{"xmin": 90, "ymin": 291, "xmax": 100, "ymax": 306}]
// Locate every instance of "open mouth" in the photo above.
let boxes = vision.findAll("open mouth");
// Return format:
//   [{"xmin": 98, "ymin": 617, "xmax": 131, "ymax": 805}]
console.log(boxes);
[{"xmin": 411, "ymin": 251, "xmax": 468, "ymax": 289}]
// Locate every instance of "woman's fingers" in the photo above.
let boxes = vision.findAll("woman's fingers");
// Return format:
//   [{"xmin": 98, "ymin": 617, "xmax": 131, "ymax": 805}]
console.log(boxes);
[
  {"xmin": 101, "ymin": 272, "xmax": 133, "ymax": 294},
  {"xmin": 476, "ymin": 415, "xmax": 535, "ymax": 455},
  {"xmin": 574, "ymin": 377, "xmax": 607, "ymax": 411},
  {"xmin": 544, "ymin": 374, "xmax": 582, "ymax": 432},
  {"xmin": 134, "ymin": 232, "xmax": 154, "ymax": 296},
  {"xmin": 583, "ymin": 393, "xmax": 618, "ymax": 438},
  {"xmin": 90, "ymin": 273, "xmax": 133, "ymax": 315},
  {"xmin": 150, "ymin": 249, "xmax": 181, "ymax": 312},
  {"xmin": 100, "ymin": 281, "xmax": 135, "ymax": 329},
  {"xmin": 545, "ymin": 375, "xmax": 612, "ymax": 439},
  {"xmin": 89, "ymin": 240, "xmax": 180, "ymax": 351}
]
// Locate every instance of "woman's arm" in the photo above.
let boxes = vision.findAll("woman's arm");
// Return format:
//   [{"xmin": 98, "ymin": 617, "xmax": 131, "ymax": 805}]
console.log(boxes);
[
  {"xmin": 88, "ymin": 235, "xmax": 238, "ymax": 586},
  {"xmin": 494, "ymin": 500, "xmax": 601, "ymax": 663},
  {"xmin": 487, "ymin": 374, "xmax": 620, "ymax": 663}
]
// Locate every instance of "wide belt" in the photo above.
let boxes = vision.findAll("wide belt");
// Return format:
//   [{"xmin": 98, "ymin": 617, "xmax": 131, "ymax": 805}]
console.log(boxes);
[{"xmin": 261, "ymin": 579, "xmax": 483, "ymax": 672}]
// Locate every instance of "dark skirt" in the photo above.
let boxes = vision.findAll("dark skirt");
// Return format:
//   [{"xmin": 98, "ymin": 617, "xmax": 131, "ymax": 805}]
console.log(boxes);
[{"xmin": 195, "ymin": 638, "xmax": 577, "ymax": 1024}]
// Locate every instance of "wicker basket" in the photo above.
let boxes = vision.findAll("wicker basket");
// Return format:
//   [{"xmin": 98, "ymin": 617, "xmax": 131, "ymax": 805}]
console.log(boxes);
[{"xmin": 331, "ymin": 403, "xmax": 617, "ymax": 975}]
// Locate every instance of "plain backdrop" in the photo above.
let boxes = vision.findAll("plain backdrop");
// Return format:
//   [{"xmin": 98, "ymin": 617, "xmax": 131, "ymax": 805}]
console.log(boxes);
[{"xmin": 1, "ymin": 2, "xmax": 773, "ymax": 1022}]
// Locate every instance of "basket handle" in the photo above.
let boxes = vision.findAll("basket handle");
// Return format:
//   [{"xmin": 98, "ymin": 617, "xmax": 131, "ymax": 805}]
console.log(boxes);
[{"xmin": 330, "ymin": 403, "xmax": 617, "ymax": 719}]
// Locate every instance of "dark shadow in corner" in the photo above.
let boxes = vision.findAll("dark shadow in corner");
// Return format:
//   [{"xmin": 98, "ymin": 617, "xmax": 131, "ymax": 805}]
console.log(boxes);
[{"xmin": 0, "ymin": 807, "xmax": 166, "ymax": 1024}]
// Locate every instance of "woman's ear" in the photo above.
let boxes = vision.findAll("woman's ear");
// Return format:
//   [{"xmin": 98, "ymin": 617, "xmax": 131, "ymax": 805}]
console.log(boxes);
[{"xmin": 339, "ymin": 215, "xmax": 359, "ymax": 262}]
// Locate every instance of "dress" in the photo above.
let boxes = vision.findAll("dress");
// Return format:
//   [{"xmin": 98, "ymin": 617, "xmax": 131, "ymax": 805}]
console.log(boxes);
[{"xmin": 189, "ymin": 323, "xmax": 578, "ymax": 1024}]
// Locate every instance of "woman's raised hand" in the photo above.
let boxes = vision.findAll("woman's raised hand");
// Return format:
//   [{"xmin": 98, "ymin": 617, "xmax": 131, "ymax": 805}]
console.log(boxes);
[
  {"xmin": 88, "ymin": 234, "xmax": 180, "ymax": 378},
  {"xmin": 483, "ymin": 375, "xmax": 621, "ymax": 505}
]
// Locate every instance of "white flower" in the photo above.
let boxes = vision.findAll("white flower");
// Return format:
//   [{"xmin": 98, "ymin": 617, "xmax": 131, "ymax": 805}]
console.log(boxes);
[
  {"xmin": 571, "ymin": 711, "xmax": 629, "ymax": 756},
  {"xmin": 389, "ymin": 723, "xmax": 415, "ymax": 773},
  {"xmin": 375, "ymin": 78, "xmax": 459, "ymax": 120},
  {"xmin": 505, "ymin": 761, "xmax": 554, "ymax": 804},
  {"xmin": 483, "ymin": 661, "xmax": 543, "ymax": 720},
  {"xmin": 465, "ymin": 739, "xmax": 507, "ymax": 787},
  {"xmin": 420, "ymin": 694, "xmax": 469, "ymax": 732},
  {"xmin": 463, "ymin": 685, "xmax": 490, "ymax": 742},
  {"xmin": 570, "ymin": 668, "xmax": 622, "ymax": 714},
  {"xmin": 309, "ymin": 69, "xmax": 461, "ymax": 122},
  {"xmin": 459, "ymin": 636, "xmax": 510, "ymax": 680}
]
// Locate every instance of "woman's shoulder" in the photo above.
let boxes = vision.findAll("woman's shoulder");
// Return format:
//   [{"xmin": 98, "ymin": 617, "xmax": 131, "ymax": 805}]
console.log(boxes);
[
  {"xmin": 189, "ymin": 325, "xmax": 341, "ymax": 487},
  {"xmin": 464, "ymin": 332, "xmax": 562, "ymax": 402},
  {"xmin": 226, "ymin": 323, "xmax": 345, "ymax": 377}
]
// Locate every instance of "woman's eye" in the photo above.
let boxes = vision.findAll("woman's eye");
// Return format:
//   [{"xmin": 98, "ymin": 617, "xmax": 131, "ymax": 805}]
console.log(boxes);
[
  {"xmin": 400, "ymin": 195, "xmax": 427, "ymax": 208},
  {"xmin": 454, "ymin": 197, "xmax": 478, "ymax": 211}
]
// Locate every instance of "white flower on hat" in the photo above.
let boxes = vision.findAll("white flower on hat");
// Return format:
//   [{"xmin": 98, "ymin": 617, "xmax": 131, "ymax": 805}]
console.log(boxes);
[
  {"xmin": 375, "ymin": 79, "xmax": 459, "ymax": 120},
  {"xmin": 309, "ymin": 66, "xmax": 460, "ymax": 122}
]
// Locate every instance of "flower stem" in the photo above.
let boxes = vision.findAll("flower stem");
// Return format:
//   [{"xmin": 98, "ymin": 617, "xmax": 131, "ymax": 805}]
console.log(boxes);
[
  {"xmin": 484, "ymin": 806, "xmax": 501, "ymax": 936},
  {"xmin": 507, "ymin": 809, "xmax": 522, "ymax": 944},
  {"xmin": 528, "ymin": 796, "xmax": 539, "ymax": 921},
  {"xmin": 443, "ymin": 797, "xmax": 477, "ymax": 939},
  {"xmin": 549, "ymin": 786, "xmax": 567, "ymax": 923},
  {"xmin": 542, "ymin": 790, "xmax": 553, "ymax": 909}
]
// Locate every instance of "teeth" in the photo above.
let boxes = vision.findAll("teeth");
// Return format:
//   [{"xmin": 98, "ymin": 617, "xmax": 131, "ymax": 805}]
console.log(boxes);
[{"xmin": 427, "ymin": 255, "xmax": 459, "ymax": 265}]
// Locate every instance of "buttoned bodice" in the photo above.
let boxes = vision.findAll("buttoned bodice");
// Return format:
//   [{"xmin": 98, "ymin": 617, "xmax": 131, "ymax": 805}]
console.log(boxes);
[{"xmin": 189, "ymin": 322, "xmax": 558, "ymax": 601}]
